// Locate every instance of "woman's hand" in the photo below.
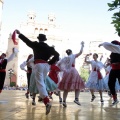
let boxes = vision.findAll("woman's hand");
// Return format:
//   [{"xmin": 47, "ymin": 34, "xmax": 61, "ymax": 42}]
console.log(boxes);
[{"xmin": 81, "ymin": 41, "xmax": 84, "ymax": 47}]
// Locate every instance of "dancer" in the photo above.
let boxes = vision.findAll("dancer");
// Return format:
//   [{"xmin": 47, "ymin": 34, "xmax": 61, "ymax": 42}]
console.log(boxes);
[
  {"xmin": 104, "ymin": 58, "xmax": 120, "ymax": 97},
  {"xmin": 85, "ymin": 53, "xmax": 106, "ymax": 103},
  {"xmin": 20, "ymin": 56, "xmax": 39, "ymax": 105},
  {"xmin": 99, "ymin": 40, "xmax": 120, "ymax": 105},
  {"xmin": 20, "ymin": 54, "xmax": 33, "ymax": 99},
  {"xmin": 45, "ymin": 59, "xmax": 62, "ymax": 103},
  {"xmin": 45, "ymin": 63, "xmax": 59, "ymax": 97},
  {"xmin": 0, "ymin": 48, "xmax": 18, "ymax": 93},
  {"xmin": 58, "ymin": 41, "xmax": 85, "ymax": 107},
  {"xmin": 16, "ymin": 29, "xmax": 59, "ymax": 115}
]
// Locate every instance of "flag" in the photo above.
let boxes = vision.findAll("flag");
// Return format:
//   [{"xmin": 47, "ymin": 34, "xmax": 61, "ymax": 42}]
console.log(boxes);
[{"xmin": 12, "ymin": 30, "xmax": 18, "ymax": 45}]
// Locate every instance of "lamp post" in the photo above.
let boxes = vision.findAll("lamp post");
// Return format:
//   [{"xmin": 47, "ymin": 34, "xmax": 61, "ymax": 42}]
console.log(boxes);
[
  {"xmin": 19, "ymin": 75, "xmax": 24, "ymax": 87},
  {"xmin": 8, "ymin": 68, "xmax": 14, "ymax": 86}
]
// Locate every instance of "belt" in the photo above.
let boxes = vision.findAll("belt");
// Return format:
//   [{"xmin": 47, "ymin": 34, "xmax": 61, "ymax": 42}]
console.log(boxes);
[
  {"xmin": 0, "ymin": 69, "xmax": 6, "ymax": 72},
  {"xmin": 34, "ymin": 59, "xmax": 48, "ymax": 64},
  {"xmin": 111, "ymin": 63, "xmax": 120, "ymax": 70}
]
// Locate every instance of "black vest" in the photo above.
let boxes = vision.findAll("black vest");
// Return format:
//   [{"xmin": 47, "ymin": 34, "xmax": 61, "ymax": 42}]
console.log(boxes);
[
  {"xmin": 0, "ymin": 59, "xmax": 7, "ymax": 69},
  {"xmin": 110, "ymin": 53, "xmax": 120, "ymax": 63}
]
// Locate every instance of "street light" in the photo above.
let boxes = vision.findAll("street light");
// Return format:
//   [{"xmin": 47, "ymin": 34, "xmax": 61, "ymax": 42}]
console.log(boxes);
[
  {"xmin": 19, "ymin": 75, "xmax": 24, "ymax": 87},
  {"xmin": 8, "ymin": 68, "xmax": 14, "ymax": 86}
]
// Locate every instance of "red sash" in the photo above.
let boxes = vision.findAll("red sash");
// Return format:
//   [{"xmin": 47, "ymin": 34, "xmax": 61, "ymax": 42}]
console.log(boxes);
[
  {"xmin": 27, "ymin": 70, "xmax": 32, "ymax": 73},
  {"xmin": 34, "ymin": 59, "xmax": 47, "ymax": 64},
  {"xmin": 93, "ymin": 68, "xmax": 102, "ymax": 80},
  {"xmin": 0, "ymin": 69, "xmax": 6, "ymax": 72},
  {"xmin": 111, "ymin": 63, "xmax": 120, "ymax": 70}
]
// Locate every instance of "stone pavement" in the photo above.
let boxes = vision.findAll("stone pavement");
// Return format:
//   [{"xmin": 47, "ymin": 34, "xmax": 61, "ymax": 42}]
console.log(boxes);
[{"xmin": 0, "ymin": 90, "xmax": 120, "ymax": 120}]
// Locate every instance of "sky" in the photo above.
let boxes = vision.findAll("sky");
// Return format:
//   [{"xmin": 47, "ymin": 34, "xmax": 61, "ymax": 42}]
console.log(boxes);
[{"xmin": 1, "ymin": 0, "xmax": 120, "ymax": 52}]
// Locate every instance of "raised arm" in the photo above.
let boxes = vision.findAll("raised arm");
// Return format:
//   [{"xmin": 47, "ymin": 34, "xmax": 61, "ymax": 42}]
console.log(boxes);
[
  {"xmin": 99, "ymin": 42, "xmax": 120, "ymax": 53},
  {"xmin": 16, "ymin": 29, "xmax": 34, "ymax": 48},
  {"xmin": 7, "ymin": 48, "xmax": 18, "ymax": 62},
  {"xmin": 84, "ymin": 53, "xmax": 92, "ymax": 64},
  {"xmin": 99, "ymin": 55, "xmax": 103, "ymax": 61},
  {"xmin": 75, "ymin": 41, "xmax": 84, "ymax": 58}
]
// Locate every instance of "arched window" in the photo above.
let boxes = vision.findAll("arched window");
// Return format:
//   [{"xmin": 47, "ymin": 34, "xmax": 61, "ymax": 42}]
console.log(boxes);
[
  {"xmin": 44, "ymin": 29, "xmax": 48, "ymax": 31},
  {"xmin": 35, "ymin": 28, "xmax": 39, "ymax": 34},
  {"xmin": 44, "ymin": 28, "xmax": 48, "ymax": 34},
  {"xmin": 40, "ymin": 28, "xmax": 43, "ymax": 34}
]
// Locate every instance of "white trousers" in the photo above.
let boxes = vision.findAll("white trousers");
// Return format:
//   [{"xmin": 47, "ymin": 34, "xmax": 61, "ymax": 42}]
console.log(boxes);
[{"xmin": 34, "ymin": 63, "xmax": 50, "ymax": 98}]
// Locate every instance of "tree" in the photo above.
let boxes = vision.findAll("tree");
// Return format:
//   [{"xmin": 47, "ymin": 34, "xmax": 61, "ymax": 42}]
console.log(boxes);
[
  {"xmin": 80, "ymin": 67, "xmax": 89, "ymax": 82},
  {"xmin": 108, "ymin": 0, "xmax": 120, "ymax": 36}
]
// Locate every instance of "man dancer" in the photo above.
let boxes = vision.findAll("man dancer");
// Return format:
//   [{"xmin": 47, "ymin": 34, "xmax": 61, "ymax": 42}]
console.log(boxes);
[
  {"xmin": 0, "ymin": 48, "xmax": 18, "ymax": 93},
  {"xmin": 16, "ymin": 30, "xmax": 59, "ymax": 115},
  {"xmin": 99, "ymin": 40, "xmax": 120, "ymax": 106}
]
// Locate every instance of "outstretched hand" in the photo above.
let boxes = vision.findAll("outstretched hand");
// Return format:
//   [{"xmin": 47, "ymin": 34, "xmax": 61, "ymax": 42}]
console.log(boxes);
[
  {"xmin": 12, "ymin": 48, "xmax": 19, "ymax": 54},
  {"xmin": 15, "ymin": 29, "xmax": 21, "ymax": 34},
  {"xmin": 86, "ymin": 53, "xmax": 92, "ymax": 56},
  {"xmin": 98, "ymin": 44, "xmax": 103, "ymax": 47},
  {"xmin": 81, "ymin": 41, "xmax": 84, "ymax": 47}
]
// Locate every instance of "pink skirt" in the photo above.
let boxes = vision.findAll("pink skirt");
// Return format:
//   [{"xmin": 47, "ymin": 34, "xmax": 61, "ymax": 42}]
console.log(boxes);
[{"xmin": 58, "ymin": 67, "xmax": 85, "ymax": 91}]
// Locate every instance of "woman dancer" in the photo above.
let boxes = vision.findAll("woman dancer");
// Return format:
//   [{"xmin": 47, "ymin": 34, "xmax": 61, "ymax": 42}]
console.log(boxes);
[
  {"xmin": 85, "ymin": 53, "xmax": 106, "ymax": 103},
  {"xmin": 20, "ymin": 54, "xmax": 33, "ymax": 99},
  {"xmin": 99, "ymin": 40, "xmax": 120, "ymax": 105},
  {"xmin": 58, "ymin": 41, "xmax": 85, "ymax": 107},
  {"xmin": 20, "ymin": 56, "xmax": 39, "ymax": 105},
  {"xmin": 45, "ymin": 62, "xmax": 60, "ymax": 96},
  {"xmin": 0, "ymin": 48, "xmax": 18, "ymax": 93}
]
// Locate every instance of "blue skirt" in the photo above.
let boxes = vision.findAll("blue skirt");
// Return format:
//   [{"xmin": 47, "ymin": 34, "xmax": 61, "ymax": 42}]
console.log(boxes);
[
  {"xmin": 29, "ymin": 72, "xmax": 39, "ymax": 94},
  {"xmin": 45, "ymin": 76, "xmax": 58, "ymax": 92},
  {"xmin": 86, "ymin": 79, "xmax": 107, "ymax": 90}
]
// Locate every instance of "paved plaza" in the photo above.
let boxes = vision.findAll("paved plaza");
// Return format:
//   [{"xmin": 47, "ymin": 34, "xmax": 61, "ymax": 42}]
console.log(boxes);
[{"xmin": 0, "ymin": 90, "xmax": 120, "ymax": 120}]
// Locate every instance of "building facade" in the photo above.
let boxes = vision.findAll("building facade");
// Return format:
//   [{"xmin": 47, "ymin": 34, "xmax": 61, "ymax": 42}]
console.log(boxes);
[
  {"xmin": 5, "ymin": 12, "xmax": 64, "ymax": 86},
  {"xmin": 0, "ymin": 0, "xmax": 3, "ymax": 54},
  {"xmin": 82, "ymin": 40, "xmax": 110, "ymax": 69}
]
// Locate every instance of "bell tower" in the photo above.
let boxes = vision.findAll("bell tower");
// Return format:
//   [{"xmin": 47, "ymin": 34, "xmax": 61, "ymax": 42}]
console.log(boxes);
[
  {"xmin": 48, "ymin": 13, "xmax": 56, "ymax": 27},
  {"xmin": 27, "ymin": 11, "xmax": 36, "ymax": 24},
  {"xmin": 26, "ymin": 11, "xmax": 36, "ymax": 35}
]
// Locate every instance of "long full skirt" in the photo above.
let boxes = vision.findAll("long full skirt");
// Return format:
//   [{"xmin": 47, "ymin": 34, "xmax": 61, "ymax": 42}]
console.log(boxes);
[{"xmin": 58, "ymin": 67, "xmax": 85, "ymax": 91}]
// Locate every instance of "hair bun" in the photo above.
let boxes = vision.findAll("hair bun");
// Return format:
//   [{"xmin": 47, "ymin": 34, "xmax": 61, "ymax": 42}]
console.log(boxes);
[{"xmin": 66, "ymin": 49, "xmax": 72, "ymax": 55}]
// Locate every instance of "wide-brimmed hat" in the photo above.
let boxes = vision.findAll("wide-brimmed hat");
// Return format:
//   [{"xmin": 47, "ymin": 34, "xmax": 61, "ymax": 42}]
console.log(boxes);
[{"xmin": 37, "ymin": 34, "xmax": 47, "ymax": 41}]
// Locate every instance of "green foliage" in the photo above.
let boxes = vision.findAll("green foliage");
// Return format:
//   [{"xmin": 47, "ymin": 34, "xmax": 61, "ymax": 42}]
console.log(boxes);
[
  {"xmin": 10, "ymin": 82, "xmax": 16, "ymax": 87},
  {"xmin": 80, "ymin": 67, "xmax": 89, "ymax": 82},
  {"xmin": 108, "ymin": 0, "xmax": 120, "ymax": 36}
]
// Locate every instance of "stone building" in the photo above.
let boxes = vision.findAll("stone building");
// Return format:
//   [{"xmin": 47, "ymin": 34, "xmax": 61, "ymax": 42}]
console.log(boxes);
[
  {"xmin": 0, "ymin": 0, "xmax": 4, "ymax": 54},
  {"xmin": 5, "ymin": 12, "xmax": 63, "ymax": 86},
  {"xmin": 82, "ymin": 40, "xmax": 110, "ymax": 69}
]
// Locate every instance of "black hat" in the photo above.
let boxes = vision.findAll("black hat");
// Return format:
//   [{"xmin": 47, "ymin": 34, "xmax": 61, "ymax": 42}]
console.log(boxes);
[{"xmin": 37, "ymin": 34, "xmax": 47, "ymax": 41}]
